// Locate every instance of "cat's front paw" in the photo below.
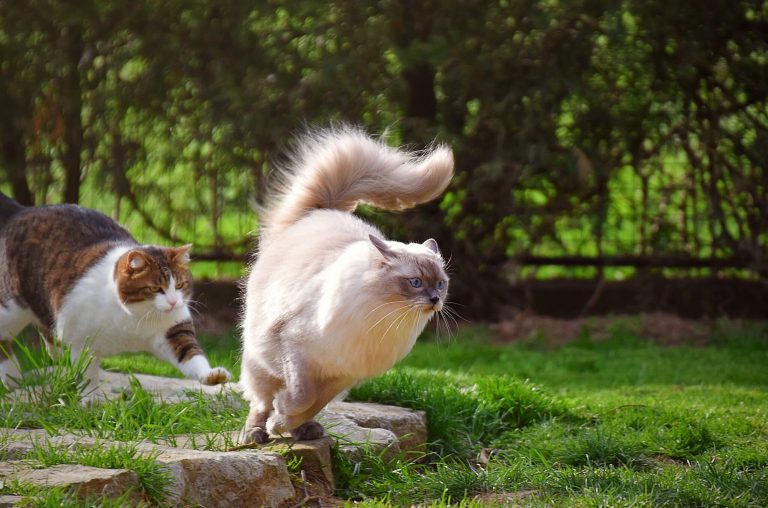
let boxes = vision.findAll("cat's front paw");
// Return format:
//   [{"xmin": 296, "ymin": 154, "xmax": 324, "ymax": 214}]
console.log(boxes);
[{"xmin": 201, "ymin": 367, "xmax": 231, "ymax": 385}]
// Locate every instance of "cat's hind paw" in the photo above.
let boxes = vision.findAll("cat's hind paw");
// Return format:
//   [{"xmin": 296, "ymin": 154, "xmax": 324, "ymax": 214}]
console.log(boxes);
[
  {"xmin": 240, "ymin": 425, "xmax": 270, "ymax": 445},
  {"xmin": 290, "ymin": 420, "xmax": 326, "ymax": 441},
  {"xmin": 201, "ymin": 367, "xmax": 231, "ymax": 385}
]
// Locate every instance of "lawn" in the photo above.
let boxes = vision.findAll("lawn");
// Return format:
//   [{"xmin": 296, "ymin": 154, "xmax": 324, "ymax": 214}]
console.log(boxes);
[{"xmin": 3, "ymin": 320, "xmax": 767, "ymax": 506}]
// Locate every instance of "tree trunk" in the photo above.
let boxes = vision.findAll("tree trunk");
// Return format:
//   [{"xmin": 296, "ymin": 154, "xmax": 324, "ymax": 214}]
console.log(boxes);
[{"xmin": 60, "ymin": 25, "xmax": 84, "ymax": 204}]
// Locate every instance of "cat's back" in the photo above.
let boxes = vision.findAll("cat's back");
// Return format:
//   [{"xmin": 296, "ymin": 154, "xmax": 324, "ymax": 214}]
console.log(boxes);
[
  {"xmin": 254, "ymin": 209, "xmax": 377, "ymax": 274},
  {"xmin": 1, "ymin": 203, "xmax": 136, "ymax": 327},
  {"xmin": 5, "ymin": 204, "xmax": 134, "ymax": 247}
]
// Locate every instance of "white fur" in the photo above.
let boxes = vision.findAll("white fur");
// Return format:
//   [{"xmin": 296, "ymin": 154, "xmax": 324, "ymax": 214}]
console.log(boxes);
[
  {"xmin": 0, "ymin": 300, "xmax": 36, "ymax": 337},
  {"xmin": 0, "ymin": 300, "xmax": 36, "ymax": 384}
]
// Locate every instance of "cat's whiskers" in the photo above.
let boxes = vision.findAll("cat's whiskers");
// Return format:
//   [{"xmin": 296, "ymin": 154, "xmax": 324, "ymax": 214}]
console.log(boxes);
[
  {"xmin": 434, "ymin": 310, "xmax": 447, "ymax": 343},
  {"xmin": 442, "ymin": 304, "xmax": 466, "ymax": 326},
  {"xmin": 439, "ymin": 305, "xmax": 461, "ymax": 336},
  {"xmin": 363, "ymin": 300, "xmax": 410, "ymax": 321},
  {"xmin": 442, "ymin": 252, "xmax": 455, "ymax": 274},
  {"xmin": 135, "ymin": 307, "xmax": 161, "ymax": 331},
  {"xmin": 185, "ymin": 299, "xmax": 205, "ymax": 317},
  {"xmin": 365, "ymin": 304, "xmax": 409, "ymax": 336},
  {"xmin": 437, "ymin": 308, "xmax": 457, "ymax": 341},
  {"xmin": 378, "ymin": 303, "xmax": 420, "ymax": 346}
]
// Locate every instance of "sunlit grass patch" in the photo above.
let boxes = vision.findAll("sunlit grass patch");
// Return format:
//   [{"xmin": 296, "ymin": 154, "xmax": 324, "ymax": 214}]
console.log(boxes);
[
  {"xmin": 350, "ymin": 368, "xmax": 568, "ymax": 457},
  {"xmin": 2, "ymin": 320, "xmax": 768, "ymax": 506}
]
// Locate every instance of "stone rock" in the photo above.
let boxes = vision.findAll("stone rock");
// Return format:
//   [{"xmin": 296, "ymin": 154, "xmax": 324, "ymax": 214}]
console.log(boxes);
[
  {"xmin": 83, "ymin": 370, "xmax": 242, "ymax": 406},
  {"xmin": 0, "ymin": 440, "xmax": 36, "ymax": 461},
  {"xmin": 0, "ymin": 495, "xmax": 23, "ymax": 508},
  {"xmin": 263, "ymin": 436, "xmax": 336, "ymax": 488},
  {"xmin": 325, "ymin": 401, "xmax": 428, "ymax": 454},
  {"xmin": 10, "ymin": 464, "xmax": 141, "ymax": 502},
  {"xmin": 318, "ymin": 411, "xmax": 401, "ymax": 461},
  {"xmin": 135, "ymin": 444, "xmax": 295, "ymax": 508}
]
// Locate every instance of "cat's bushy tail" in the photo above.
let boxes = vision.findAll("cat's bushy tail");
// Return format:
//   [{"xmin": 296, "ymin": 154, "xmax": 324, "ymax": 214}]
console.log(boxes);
[{"xmin": 260, "ymin": 127, "xmax": 454, "ymax": 242}]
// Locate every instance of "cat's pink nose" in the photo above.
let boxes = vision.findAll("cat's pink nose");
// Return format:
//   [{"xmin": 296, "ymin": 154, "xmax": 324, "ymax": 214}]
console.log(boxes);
[{"xmin": 167, "ymin": 297, "xmax": 177, "ymax": 308}]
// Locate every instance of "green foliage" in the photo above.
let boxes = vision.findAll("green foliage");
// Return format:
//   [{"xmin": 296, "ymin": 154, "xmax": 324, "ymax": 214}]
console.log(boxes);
[
  {"xmin": 9, "ymin": 338, "xmax": 94, "ymax": 408},
  {"xmin": 1, "ymin": 1, "xmax": 766, "ymax": 308}
]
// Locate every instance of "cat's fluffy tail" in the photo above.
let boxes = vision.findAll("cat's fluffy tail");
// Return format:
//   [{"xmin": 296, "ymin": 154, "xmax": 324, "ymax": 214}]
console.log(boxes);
[{"xmin": 260, "ymin": 127, "xmax": 454, "ymax": 241}]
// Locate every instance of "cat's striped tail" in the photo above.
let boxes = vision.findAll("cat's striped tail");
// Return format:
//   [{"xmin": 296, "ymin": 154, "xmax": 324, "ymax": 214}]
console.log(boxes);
[{"xmin": 259, "ymin": 127, "xmax": 454, "ymax": 242}]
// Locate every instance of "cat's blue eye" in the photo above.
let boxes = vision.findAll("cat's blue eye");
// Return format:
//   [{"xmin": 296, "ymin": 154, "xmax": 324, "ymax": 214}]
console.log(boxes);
[
  {"xmin": 437, "ymin": 280, "xmax": 446, "ymax": 290},
  {"xmin": 409, "ymin": 278, "xmax": 422, "ymax": 288}
]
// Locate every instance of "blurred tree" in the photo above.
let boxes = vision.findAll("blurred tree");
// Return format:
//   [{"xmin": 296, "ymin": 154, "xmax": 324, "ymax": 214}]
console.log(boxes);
[{"xmin": 0, "ymin": 0, "xmax": 765, "ymax": 316}]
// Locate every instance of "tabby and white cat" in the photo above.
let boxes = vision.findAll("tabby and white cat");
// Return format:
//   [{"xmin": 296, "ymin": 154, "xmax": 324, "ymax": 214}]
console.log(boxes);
[
  {"xmin": 240, "ymin": 127, "xmax": 454, "ymax": 443},
  {"xmin": 0, "ymin": 192, "xmax": 231, "ymax": 387}
]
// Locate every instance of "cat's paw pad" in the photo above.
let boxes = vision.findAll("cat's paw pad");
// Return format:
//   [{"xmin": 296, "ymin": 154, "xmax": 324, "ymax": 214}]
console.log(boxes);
[
  {"xmin": 202, "ymin": 367, "xmax": 231, "ymax": 385},
  {"xmin": 290, "ymin": 420, "xmax": 326, "ymax": 441},
  {"xmin": 240, "ymin": 425, "xmax": 270, "ymax": 445}
]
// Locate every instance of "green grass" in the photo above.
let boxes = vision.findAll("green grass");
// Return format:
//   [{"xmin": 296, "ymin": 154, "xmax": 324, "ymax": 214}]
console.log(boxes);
[
  {"xmin": 0, "ymin": 340, "xmax": 245, "ymax": 505},
  {"xmin": 2, "ymin": 320, "xmax": 767, "ymax": 506},
  {"xmin": 340, "ymin": 323, "xmax": 768, "ymax": 505}
]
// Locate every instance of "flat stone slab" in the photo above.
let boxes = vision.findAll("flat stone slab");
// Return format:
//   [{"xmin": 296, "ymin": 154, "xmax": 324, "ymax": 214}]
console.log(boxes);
[
  {"xmin": 0, "ymin": 461, "xmax": 141, "ymax": 503},
  {"xmin": 0, "ymin": 495, "xmax": 23, "ymax": 508},
  {"xmin": 322, "ymin": 401, "xmax": 427, "ymax": 458},
  {"xmin": 143, "ymin": 445, "xmax": 294, "ymax": 508},
  {"xmin": 82, "ymin": 370, "xmax": 242, "ymax": 405}
]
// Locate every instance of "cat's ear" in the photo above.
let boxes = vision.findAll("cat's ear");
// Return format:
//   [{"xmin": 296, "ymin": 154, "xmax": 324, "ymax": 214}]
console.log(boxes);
[
  {"xmin": 422, "ymin": 238, "xmax": 441, "ymax": 256},
  {"xmin": 126, "ymin": 250, "xmax": 151, "ymax": 274},
  {"xmin": 170, "ymin": 244, "xmax": 192, "ymax": 265},
  {"xmin": 369, "ymin": 234, "xmax": 397, "ymax": 260}
]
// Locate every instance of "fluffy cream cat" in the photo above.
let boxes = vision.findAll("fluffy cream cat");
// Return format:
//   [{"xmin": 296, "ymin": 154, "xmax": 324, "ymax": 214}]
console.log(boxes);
[{"xmin": 240, "ymin": 127, "xmax": 454, "ymax": 443}]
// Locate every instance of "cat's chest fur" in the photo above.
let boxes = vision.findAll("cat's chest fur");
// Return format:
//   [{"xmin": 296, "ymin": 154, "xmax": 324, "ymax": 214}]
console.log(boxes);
[
  {"xmin": 55, "ymin": 246, "xmax": 187, "ymax": 356},
  {"xmin": 298, "ymin": 241, "xmax": 434, "ymax": 379}
]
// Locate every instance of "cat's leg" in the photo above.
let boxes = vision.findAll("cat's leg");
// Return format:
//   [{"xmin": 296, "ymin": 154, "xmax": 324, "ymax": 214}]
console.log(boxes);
[
  {"xmin": 152, "ymin": 319, "xmax": 231, "ymax": 385},
  {"xmin": 239, "ymin": 362, "xmax": 282, "ymax": 445},
  {"xmin": 267, "ymin": 376, "xmax": 352, "ymax": 440},
  {"xmin": 0, "ymin": 301, "xmax": 34, "ymax": 388},
  {"xmin": 272, "ymin": 350, "xmax": 319, "ymax": 416}
]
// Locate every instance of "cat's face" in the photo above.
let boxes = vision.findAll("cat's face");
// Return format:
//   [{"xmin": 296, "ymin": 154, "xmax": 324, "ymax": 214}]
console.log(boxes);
[
  {"xmin": 370, "ymin": 236, "xmax": 449, "ymax": 312},
  {"xmin": 114, "ymin": 245, "xmax": 193, "ymax": 314}
]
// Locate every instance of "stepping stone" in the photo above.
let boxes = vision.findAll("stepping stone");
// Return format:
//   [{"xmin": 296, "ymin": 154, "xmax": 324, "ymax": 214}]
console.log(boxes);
[
  {"xmin": 82, "ymin": 370, "xmax": 242, "ymax": 405},
  {"xmin": 0, "ymin": 495, "xmax": 23, "ymax": 508},
  {"xmin": 0, "ymin": 462, "xmax": 141, "ymax": 503}
]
